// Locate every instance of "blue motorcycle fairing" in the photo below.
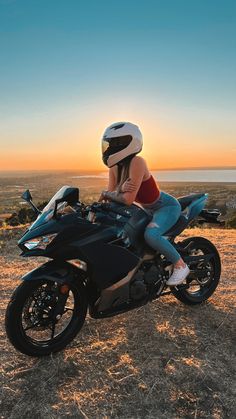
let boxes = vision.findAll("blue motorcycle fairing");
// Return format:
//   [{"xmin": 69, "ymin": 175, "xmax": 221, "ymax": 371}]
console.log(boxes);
[
  {"xmin": 165, "ymin": 193, "xmax": 209, "ymax": 237},
  {"xmin": 183, "ymin": 194, "xmax": 208, "ymax": 220}
]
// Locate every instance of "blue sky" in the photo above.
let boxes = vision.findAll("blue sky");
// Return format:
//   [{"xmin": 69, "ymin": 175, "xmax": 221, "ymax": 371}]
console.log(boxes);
[{"xmin": 0, "ymin": 0, "xmax": 235, "ymax": 170}]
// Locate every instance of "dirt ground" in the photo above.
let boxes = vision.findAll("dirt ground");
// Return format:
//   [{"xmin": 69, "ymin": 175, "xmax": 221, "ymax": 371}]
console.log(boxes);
[{"xmin": 0, "ymin": 227, "xmax": 235, "ymax": 419}]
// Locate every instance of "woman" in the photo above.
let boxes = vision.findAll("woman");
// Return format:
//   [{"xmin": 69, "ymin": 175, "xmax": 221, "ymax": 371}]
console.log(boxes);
[{"xmin": 100, "ymin": 121, "xmax": 190, "ymax": 286}]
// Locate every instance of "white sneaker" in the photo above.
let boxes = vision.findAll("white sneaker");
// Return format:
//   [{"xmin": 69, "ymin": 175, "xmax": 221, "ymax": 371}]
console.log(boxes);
[{"xmin": 166, "ymin": 264, "xmax": 190, "ymax": 287}]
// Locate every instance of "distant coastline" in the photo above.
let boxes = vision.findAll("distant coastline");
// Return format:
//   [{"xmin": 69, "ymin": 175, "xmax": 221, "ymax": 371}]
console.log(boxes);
[
  {"xmin": 150, "ymin": 166, "xmax": 236, "ymax": 171},
  {"xmin": 0, "ymin": 166, "xmax": 236, "ymax": 175},
  {"xmin": 1, "ymin": 166, "xmax": 236, "ymax": 176},
  {"xmin": 0, "ymin": 168, "xmax": 235, "ymax": 217},
  {"xmin": 1, "ymin": 168, "xmax": 236, "ymax": 183},
  {"xmin": 71, "ymin": 169, "xmax": 236, "ymax": 183}
]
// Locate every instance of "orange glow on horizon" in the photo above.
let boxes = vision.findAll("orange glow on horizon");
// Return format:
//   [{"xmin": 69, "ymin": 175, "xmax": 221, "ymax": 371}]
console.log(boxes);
[
  {"xmin": 1, "ymin": 108, "xmax": 235, "ymax": 171},
  {"xmin": 0, "ymin": 147, "xmax": 235, "ymax": 172}
]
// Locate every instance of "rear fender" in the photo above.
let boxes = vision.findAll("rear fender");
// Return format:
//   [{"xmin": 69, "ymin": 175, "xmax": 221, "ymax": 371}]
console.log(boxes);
[
  {"xmin": 21, "ymin": 260, "xmax": 86, "ymax": 284},
  {"xmin": 198, "ymin": 208, "xmax": 222, "ymax": 224}
]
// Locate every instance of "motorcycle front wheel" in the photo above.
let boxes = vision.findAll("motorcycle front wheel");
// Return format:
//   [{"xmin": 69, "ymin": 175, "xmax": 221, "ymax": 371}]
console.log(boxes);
[
  {"xmin": 172, "ymin": 236, "xmax": 221, "ymax": 305},
  {"xmin": 5, "ymin": 278, "xmax": 88, "ymax": 356}
]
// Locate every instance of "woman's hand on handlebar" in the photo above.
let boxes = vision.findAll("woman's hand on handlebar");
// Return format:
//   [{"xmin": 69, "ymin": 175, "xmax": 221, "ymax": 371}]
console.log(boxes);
[{"xmin": 98, "ymin": 190, "xmax": 111, "ymax": 202}]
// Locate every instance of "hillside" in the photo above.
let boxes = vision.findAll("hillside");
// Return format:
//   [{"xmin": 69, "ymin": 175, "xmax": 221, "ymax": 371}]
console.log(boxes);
[{"xmin": 0, "ymin": 227, "xmax": 235, "ymax": 418}]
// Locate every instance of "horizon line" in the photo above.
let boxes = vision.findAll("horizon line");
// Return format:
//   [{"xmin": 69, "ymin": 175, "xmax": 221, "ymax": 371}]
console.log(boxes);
[{"xmin": 0, "ymin": 165, "xmax": 236, "ymax": 173}]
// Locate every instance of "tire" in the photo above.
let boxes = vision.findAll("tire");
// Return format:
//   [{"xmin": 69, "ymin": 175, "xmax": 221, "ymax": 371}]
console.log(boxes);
[
  {"xmin": 171, "ymin": 237, "xmax": 221, "ymax": 305},
  {"xmin": 5, "ymin": 278, "xmax": 88, "ymax": 357}
]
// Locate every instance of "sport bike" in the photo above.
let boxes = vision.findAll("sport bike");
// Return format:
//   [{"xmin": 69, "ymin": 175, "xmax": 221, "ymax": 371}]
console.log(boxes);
[{"xmin": 5, "ymin": 186, "xmax": 221, "ymax": 356}]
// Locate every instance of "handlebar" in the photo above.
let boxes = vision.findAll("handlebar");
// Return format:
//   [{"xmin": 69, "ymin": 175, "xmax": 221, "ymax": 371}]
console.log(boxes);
[
  {"xmin": 87, "ymin": 201, "xmax": 132, "ymax": 218},
  {"xmin": 91, "ymin": 202, "xmax": 112, "ymax": 211}
]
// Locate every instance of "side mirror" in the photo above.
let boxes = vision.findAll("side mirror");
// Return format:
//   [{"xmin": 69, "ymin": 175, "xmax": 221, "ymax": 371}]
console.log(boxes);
[
  {"xmin": 22, "ymin": 189, "xmax": 33, "ymax": 202},
  {"xmin": 21, "ymin": 189, "xmax": 41, "ymax": 214}
]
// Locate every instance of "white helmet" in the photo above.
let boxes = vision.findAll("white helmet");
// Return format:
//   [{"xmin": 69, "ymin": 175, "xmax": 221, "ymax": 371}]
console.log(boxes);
[{"xmin": 102, "ymin": 122, "xmax": 143, "ymax": 167}]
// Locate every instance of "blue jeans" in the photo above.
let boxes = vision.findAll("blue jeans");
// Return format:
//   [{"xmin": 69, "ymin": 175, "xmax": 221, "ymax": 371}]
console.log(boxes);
[{"xmin": 143, "ymin": 191, "xmax": 181, "ymax": 264}]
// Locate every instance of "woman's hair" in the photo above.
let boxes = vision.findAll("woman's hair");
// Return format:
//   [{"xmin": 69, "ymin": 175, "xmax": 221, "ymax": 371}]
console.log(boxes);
[{"xmin": 116, "ymin": 154, "xmax": 135, "ymax": 192}]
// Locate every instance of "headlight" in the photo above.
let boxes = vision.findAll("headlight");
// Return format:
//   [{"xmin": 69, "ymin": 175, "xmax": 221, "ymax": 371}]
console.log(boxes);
[{"xmin": 24, "ymin": 233, "xmax": 57, "ymax": 250}]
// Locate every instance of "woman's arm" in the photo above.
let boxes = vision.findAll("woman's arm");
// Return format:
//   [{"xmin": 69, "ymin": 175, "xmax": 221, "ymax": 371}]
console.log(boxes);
[
  {"xmin": 98, "ymin": 166, "xmax": 118, "ymax": 201},
  {"xmin": 107, "ymin": 166, "xmax": 117, "ymax": 191},
  {"xmin": 103, "ymin": 156, "xmax": 146, "ymax": 205}
]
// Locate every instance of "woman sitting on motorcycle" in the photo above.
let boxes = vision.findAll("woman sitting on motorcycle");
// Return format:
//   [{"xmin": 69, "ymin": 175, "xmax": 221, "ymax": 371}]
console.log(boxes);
[{"xmin": 99, "ymin": 121, "xmax": 190, "ymax": 286}]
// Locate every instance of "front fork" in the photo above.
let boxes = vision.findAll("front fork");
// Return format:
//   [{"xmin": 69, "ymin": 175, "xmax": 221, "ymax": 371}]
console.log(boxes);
[{"xmin": 51, "ymin": 284, "xmax": 71, "ymax": 322}]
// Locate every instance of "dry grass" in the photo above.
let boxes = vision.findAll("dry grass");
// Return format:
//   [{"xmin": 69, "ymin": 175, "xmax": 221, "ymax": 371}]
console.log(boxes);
[{"xmin": 0, "ymin": 228, "xmax": 235, "ymax": 418}]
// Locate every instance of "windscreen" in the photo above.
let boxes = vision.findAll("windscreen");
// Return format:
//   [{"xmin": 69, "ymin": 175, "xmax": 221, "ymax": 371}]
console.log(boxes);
[
  {"xmin": 29, "ymin": 186, "xmax": 72, "ymax": 230},
  {"xmin": 43, "ymin": 186, "xmax": 71, "ymax": 213}
]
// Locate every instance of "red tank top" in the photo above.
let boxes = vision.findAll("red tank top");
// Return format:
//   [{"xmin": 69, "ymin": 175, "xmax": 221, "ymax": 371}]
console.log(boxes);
[{"xmin": 136, "ymin": 175, "xmax": 160, "ymax": 204}]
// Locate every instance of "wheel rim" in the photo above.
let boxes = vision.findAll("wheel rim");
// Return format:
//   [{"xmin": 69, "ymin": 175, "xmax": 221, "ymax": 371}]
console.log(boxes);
[
  {"xmin": 21, "ymin": 281, "xmax": 78, "ymax": 347},
  {"xmin": 185, "ymin": 246, "xmax": 216, "ymax": 297}
]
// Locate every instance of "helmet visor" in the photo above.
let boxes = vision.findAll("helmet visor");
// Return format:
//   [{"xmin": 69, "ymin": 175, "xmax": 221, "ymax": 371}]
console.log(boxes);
[{"xmin": 102, "ymin": 135, "xmax": 132, "ymax": 156}]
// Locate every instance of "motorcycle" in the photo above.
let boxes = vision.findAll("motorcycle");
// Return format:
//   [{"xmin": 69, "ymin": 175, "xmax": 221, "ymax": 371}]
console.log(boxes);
[{"xmin": 5, "ymin": 186, "xmax": 221, "ymax": 356}]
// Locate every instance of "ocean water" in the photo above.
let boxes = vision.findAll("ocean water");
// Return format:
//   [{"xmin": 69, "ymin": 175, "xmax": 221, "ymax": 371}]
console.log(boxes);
[
  {"xmin": 152, "ymin": 170, "xmax": 236, "ymax": 182},
  {"xmin": 72, "ymin": 169, "xmax": 236, "ymax": 183}
]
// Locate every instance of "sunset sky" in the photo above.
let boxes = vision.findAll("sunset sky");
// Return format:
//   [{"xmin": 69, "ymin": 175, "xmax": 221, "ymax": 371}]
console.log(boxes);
[{"xmin": 0, "ymin": 0, "xmax": 235, "ymax": 171}]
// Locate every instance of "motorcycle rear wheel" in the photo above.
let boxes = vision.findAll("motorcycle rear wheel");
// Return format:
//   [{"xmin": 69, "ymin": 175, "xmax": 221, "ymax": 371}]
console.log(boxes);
[
  {"xmin": 5, "ymin": 278, "xmax": 88, "ymax": 356},
  {"xmin": 171, "ymin": 237, "xmax": 221, "ymax": 305}
]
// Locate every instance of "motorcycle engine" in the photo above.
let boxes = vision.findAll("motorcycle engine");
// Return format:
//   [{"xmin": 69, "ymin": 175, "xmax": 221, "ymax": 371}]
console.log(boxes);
[
  {"xmin": 130, "ymin": 271, "xmax": 148, "ymax": 300},
  {"xmin": 130, "ymin": 261, "xmax": 166, "ymax": 301}
]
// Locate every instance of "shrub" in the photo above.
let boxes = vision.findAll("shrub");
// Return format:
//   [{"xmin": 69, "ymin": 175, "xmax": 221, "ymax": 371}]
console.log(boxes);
[
  {"xmin": 6, "ymin": 202, "xmax": 47, "ymax": 226},
  {"xmin": 226, "ymin": 213, "xmax": 236, "ymax": 229}
]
